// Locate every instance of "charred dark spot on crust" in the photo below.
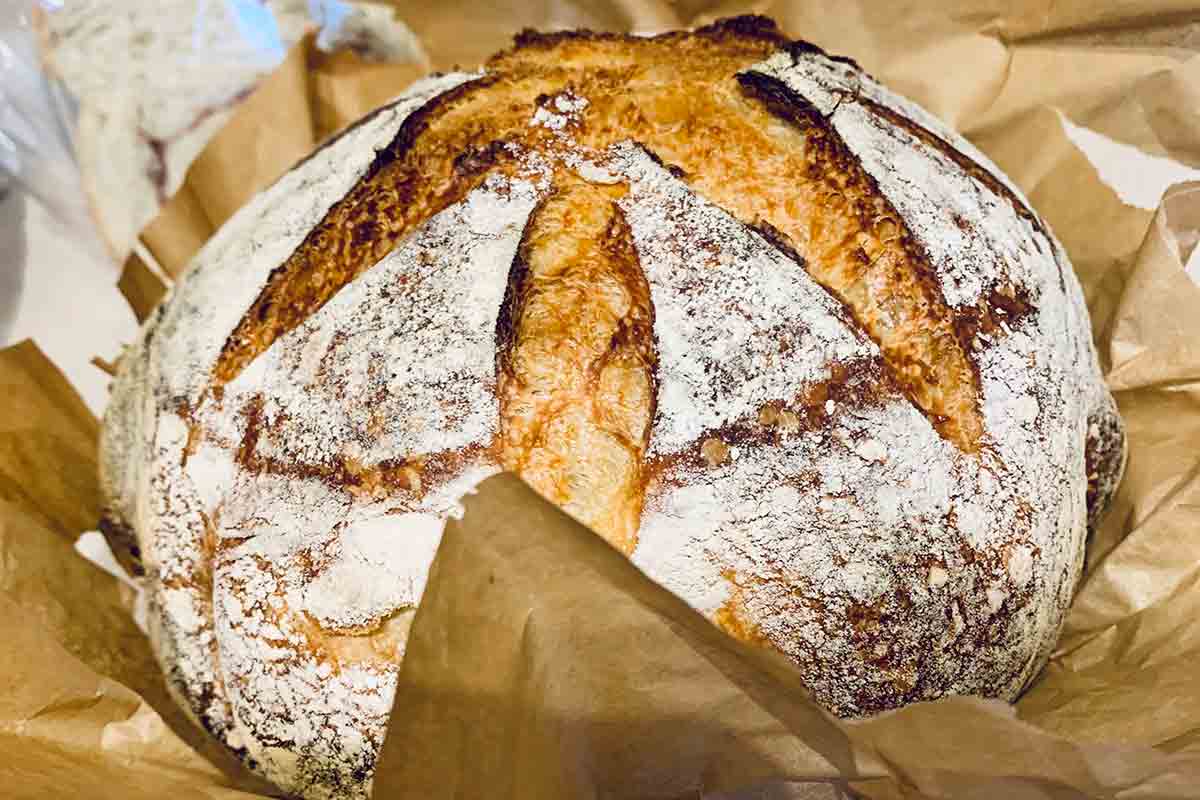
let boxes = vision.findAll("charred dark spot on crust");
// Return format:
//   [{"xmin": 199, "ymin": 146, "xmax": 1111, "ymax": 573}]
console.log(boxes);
[
  {"xmin": 750, "ymin": 219, "xmax": 806, "ymax": 265},
  {"xmin": 453, "ymin": 138, "xmax": 511, "ymax": 176},
  {"xmin": 693, "ymin": 14, "xmax": 792, "ymax": 48},
  {"xmin": 987, "ymin": 284, "xmax": 1036, "ymax": 325},
  {"xmin": 736, "ymin": 70, "xmax": 821, "ymax": 130},
  {"xmin": 509, "ymin": 14, "xmax": 791, "ymax": 55},
  {"xmin": 98, "ymin": 513, "xmax": 145, "ymax": 577},
  {"xmin": 509, "ymin": 26, "xmax": 607, "ymax": 51},
  {"xmin": 953, "ymin": 283, "xmax": 1037, "ymax": 348},
  {"xmin": 365, "ymin": 75, "xmax": 502, "ymax": 184},
  {"xmin": 784, "ymin": 39, "xmax": 865, "ymax": 73},
  {"xmin": 847, "ymin": 601, "xmax": 884, "ymax": 635}
]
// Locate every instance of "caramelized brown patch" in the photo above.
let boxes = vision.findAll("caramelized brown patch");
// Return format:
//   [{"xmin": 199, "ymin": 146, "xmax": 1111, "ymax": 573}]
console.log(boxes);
[
  {"xmin": 229, "ymin": 392, "xmax": 484, "ymax": 503},
  {"xmin": 495, "ymin": 174, "xmax": 657, "ymax": 555},
  {"xmin": 213, "ymin": 20, "xmax": 789, "ymax": 388},
  {"xmin": 953, "ymin": 283, "xmax": 1036, "ymax": 348},
  {"xmin": 714, "ymin": 569, "xmax": 775, "ymax": 648},
  {"xmin": 214, "ymin": 76, "xmax": 519, "ymax": 385},
  {"xmin": 208, "ymin": 12, "xmax": 1038, "ymax": 549},
  {"xmin": 644, "ymin": 355, "xmax": 893, "ymax": 485},
  {"xmin": 731, "ymin": 70, "xmax": 984, "ymax": 451},
  {"xmin": 210, "ymin": 13, "xmax": 1022, "ymax": 461}
]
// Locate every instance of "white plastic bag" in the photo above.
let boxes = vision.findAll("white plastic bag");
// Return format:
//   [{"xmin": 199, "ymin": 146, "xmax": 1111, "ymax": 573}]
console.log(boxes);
[{"xmin": 1, "ymin": 0, "xmax": 425, "ymax": 266}]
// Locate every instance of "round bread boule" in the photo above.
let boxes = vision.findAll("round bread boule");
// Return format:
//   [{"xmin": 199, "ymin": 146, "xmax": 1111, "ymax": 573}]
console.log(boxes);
[{"xmin": 99, "ymin": 16, "xmax": 1125, "ymax": 800}]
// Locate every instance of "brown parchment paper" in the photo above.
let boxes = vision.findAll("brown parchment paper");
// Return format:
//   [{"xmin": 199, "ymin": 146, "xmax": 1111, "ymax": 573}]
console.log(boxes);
[
  {"xmin": 373, "ymin": 476, "xmax": 1200, "ymax": 799},
  {"xmin": 0, "ymin": 342, "xmax": 275, "ymax": 799},
  {"xmin": 8, "ymin": 1, "xmax": 1200, "ymax": 798}
]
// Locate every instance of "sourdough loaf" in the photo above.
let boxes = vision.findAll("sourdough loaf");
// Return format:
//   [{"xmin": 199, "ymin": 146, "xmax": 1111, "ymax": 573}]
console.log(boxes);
[{"xmin": 100, "ymin": 17, "xmax": 1125, "ymax": 800}]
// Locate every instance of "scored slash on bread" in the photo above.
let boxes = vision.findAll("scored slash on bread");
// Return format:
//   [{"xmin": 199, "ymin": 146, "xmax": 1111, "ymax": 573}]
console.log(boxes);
[{"xmin": 99, "ymin": 16, "xmax": 1125, "ymax": 800}]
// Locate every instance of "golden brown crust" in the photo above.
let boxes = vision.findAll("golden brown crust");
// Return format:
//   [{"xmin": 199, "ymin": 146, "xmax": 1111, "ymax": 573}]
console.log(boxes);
[
  {"xmin": 204, "ymin": 22, "xmax": 1074, "ymax": 692},
  {"xmin": 215, "ymin": 75, "xmax": 514, "ymax": 384},
  {"xmin": 202, "ymin": 14, "xmax": 1011, "ymax": 458},
  {"xmin": 496, "ymin": 175, "xmax": 656, "ymax": 554},
  {"xmin": 215, "ymin": 19, "xmax": 787, "ymax": 388},
  {"xmin": 731, "ymin": 71, "xmax": 984, "ymax": 449},
  {"xmin": 491, "ymin": 27, "xmax": 986, "ymax": 450}
]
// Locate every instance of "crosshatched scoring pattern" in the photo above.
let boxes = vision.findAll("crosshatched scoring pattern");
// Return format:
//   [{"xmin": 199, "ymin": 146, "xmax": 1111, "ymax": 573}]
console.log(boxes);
[{"xmin": 100, "ymin": 16, "xmax": 1125, "ymax": 800}]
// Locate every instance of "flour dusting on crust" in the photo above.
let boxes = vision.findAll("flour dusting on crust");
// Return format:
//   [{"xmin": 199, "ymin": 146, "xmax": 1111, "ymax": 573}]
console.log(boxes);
[
  {"xmin": 98, "ymin": 19, "xmax": 1124, "ymax": 800},
  {"xmin": 607, "ymin": 141, "xmax": 874, "ymax": 454},
  {"xmin": 179, "ymin": 180, "xmax": 531, "ymax": 796}
]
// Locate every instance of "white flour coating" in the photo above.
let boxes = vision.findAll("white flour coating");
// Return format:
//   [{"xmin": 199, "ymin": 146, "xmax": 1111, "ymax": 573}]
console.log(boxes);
[
  {"xmin": 99, "ymin": 69, "xmax": 479, "ymax": 612},
  {"xmin": 98, "ymin": 29, "xmax": 1123, "ymax": 800},
  {"xmin": 530, "ymin": 90, "xmax": 590, "ymax": 131},
  {"xmin": 607, "ymin": 81, "xmax": 1099, "ymax": 711},
  {"xmin": 755, "ymin": 50, "xmax": 1034, "ymax": 308},
  {"xmin": 760, "ymin": 49, "xmax": 1035, "ymax": 221},
  {"xmin": 300, "ymin": 513, "xmax": 441, "ymax": 629},
  {"xmin": 209, "ymin": 464, "xmax": 494, "ymax": 800},
  {"xmin": 99, "ymin": 71, "xmax": 476, "ymax": 533},
  {"xmin": 96, "ymin": 71, "xmax": 486, "ymax": 798},
  {"xmin": 773, "ymin": 49, "xmax": 1120, "ymax": 469},
  {"xmin": 219, "ymin": 175, "xmax": 538, "ymax": 467},
  {"xmin": 154, "ymin": 71, "xmax": 477, "ymax": 408},
  {"xmin": 139, "ymin": 410, "xmax": 237, "ymax": 741},
  {"xmin": 98, "ymin": 72, "xmax": 476, "ymax": 534},
  {"xmin": 173, "ymin": 179, "xmax": 534, "ymax": 796},
  {"xmin": 607, "ymin": 142, "xmax": 875, "ymax": 455}
]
